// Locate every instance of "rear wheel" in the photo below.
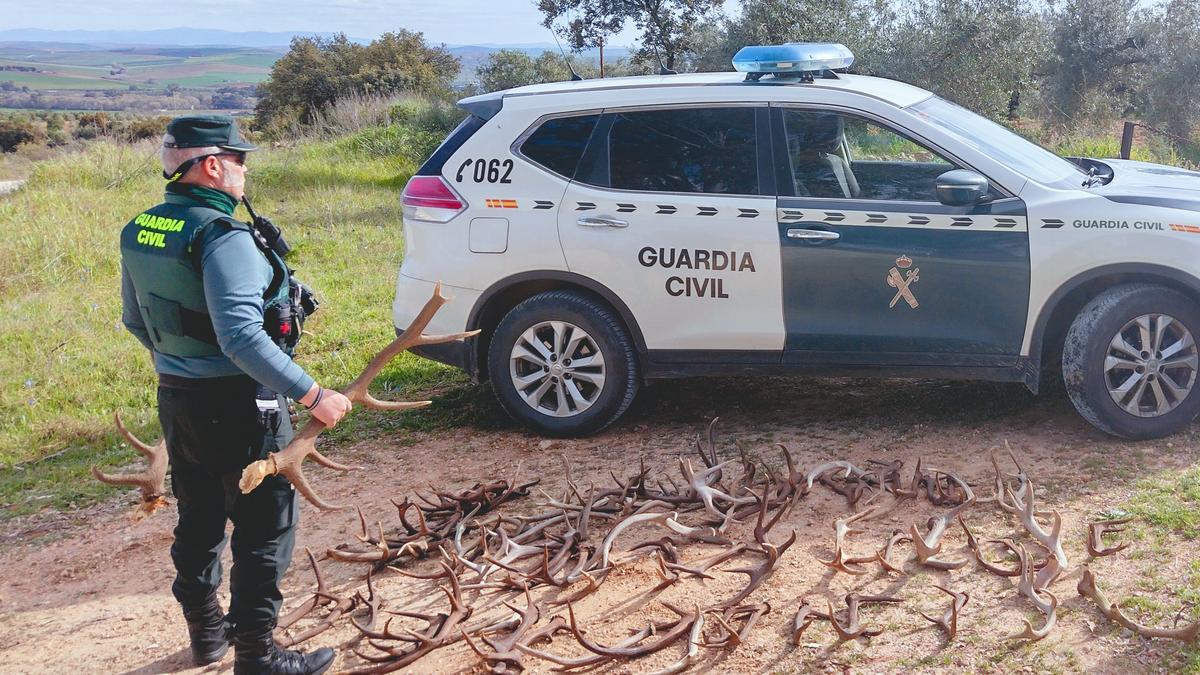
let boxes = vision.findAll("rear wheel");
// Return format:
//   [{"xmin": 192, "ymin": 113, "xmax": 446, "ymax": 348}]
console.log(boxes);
[
  {"xmin": 488, "ymin": 290, "xmax": 639, "ymax": 437},
  {"xmin": 1063, "ymin": 283, "xmax": 1200, "ymax": 439}
]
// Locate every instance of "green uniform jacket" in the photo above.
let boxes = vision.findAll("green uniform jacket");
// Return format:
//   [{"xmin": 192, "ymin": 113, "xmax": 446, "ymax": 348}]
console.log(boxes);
[{"xmin": 119, "ymin": 183, "xmax": 314, "ymax": 399}]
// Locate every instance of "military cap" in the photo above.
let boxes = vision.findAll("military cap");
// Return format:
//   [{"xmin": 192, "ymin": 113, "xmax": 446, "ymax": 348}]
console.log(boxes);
[{"xmin": 163, "ymin": 114, "xmax": 257, "ymax": 152}]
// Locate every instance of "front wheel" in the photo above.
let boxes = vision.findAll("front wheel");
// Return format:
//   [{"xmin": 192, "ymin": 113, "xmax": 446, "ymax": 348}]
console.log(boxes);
[
  {"xmin": 1063, "ymin": 283, "xmax": 1200, "ymax": 439},
  {"xmin": 487, "ymin": 290, "xmax": 639, "ymax": 437}
]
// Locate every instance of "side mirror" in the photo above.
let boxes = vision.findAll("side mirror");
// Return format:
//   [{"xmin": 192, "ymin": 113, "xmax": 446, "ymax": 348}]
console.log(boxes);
[{"xmin": 935, "ymin": 169, "xmax": 990, "ymax": 206}]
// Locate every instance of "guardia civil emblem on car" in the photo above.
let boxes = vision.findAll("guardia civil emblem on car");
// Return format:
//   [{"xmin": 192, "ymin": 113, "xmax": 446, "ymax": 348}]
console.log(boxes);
[
  {"xmin": 887, "ymin": 255, "xmax": 920, "ymax": 309},
  {"xmin": 393, "ymin": 42, "xmax": 1200, "ymax": 440}
]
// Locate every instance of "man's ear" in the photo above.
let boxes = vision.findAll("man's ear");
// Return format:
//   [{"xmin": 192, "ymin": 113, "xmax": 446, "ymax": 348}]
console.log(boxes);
[{"xmin": 201, "ymin": 155, "xmax": 223, "ymax": 179}]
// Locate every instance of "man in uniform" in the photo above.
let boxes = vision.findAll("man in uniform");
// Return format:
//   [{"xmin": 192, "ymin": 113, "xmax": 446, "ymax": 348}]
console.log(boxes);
[{"xmin": 119, "ymin": 115, "xmax": 352, "ymax": 675}]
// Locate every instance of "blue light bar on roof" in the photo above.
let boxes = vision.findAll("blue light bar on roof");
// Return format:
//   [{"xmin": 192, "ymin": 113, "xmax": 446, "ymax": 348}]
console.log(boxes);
[{"xmin": 732, "ymin": 43, "xmax": 855, "ymax": 74}]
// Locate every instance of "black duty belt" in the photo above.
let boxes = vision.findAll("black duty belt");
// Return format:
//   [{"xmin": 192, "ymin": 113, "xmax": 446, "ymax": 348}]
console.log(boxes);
[{"xmin": 158, "ymin": 373, "xmax": 254, "ymax": 391}]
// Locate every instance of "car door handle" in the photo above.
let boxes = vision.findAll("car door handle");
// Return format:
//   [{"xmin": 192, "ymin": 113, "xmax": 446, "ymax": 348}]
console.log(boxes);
[
  {"xmin": 786, "ymin": 228, "xmax": 840, "ymax": 241},
  {"xmin": 577, "ymin": 216, "xmax": 629, "ymax": 228}
]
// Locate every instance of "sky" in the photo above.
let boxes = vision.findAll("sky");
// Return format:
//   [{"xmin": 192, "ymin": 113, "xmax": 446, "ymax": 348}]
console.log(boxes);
[{"xmin": 0, "ymin": 0, "xmax": 656, "ymax": 47}]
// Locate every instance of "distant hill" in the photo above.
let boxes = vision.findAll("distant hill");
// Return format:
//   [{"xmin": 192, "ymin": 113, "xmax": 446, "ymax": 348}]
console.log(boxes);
[
  {"xmin": 0, "ymin": 31, "xmax": 636, "ymax": 112},
  {"xmin": 0, "ymin": 28, "xmax": 352, "ymax": 49},
  {"xmin": 0, "ymin": 29, "xmax": 635, "ymax": 60}
]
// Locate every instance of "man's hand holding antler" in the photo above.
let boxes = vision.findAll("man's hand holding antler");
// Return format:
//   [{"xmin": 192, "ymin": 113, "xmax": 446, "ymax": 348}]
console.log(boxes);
[{"xmin": 298, "ymin": 383, "xmax": 353, "ymax": 427}]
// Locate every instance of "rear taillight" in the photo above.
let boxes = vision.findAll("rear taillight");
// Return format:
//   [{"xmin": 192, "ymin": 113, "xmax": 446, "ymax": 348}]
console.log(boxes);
[{"xmin": 401, "ymin": 175, "xmax": 467, "ymax": 222}]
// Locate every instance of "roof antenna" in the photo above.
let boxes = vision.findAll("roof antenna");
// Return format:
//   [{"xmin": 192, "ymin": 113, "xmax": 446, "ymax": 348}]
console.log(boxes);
[
  {"xmin": 652, "ymin": 45, "xmax": 676, "ymax": 75},
  {"xmin": 551, "ymin": 32, "xmax": 584, "ymax": 81}
]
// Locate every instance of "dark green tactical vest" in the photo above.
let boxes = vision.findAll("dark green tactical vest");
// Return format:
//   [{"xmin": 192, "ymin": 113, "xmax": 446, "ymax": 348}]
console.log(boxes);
[{"xmin": 120, "ymin": 193, "xmax": 289, "ymax": 358}]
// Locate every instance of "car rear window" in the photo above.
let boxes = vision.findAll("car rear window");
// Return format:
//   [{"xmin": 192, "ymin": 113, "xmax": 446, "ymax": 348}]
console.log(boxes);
[
  {"xmin": 417, "ymin": 114, "xmax": 483, "ymax": 176},
  {"xmin": 519, "ymin": 114, "xmax": 600, "ymax": 179},
  {"xmin": 605, "ymin": 107, "xmax": 758, "ymax": 195}
]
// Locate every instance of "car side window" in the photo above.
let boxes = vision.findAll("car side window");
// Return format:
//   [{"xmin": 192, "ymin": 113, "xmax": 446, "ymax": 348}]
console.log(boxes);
[
  {"xmin": 601, "ymin": 107, "xmax": 759, "ymax": 195},
  {"xmin": 519, "ymin": 114, "xmax": 600, "ymax": 180},
  {"xmin": 782, "ymin": 110, "xmax": 955, "ymax": 201}
]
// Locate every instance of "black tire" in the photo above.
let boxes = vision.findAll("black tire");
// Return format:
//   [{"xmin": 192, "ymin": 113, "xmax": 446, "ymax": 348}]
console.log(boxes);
[
  {"xmin": 487, "ymin": 290, "xmax": 639, "ymax": 437},
  {"xmin": 1062, "ymin": 283, "xmax": 1200, "ymax": 439}
]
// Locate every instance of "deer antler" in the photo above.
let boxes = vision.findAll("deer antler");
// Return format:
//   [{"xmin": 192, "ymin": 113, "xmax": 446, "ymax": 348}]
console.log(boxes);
[
  {"xmin": 791, "ymin": 600, "xmax": 830, "ymax": 644},
  {"xmin": 238, "ymin": 283, "xmax": 479, "ymax": 510},
  {"xmin": 910, "ymin": 470, "xmax": 975, "ymax": 570},
  {"xmin": 827, "ymin": 593, "xmax": 901, "ymax": 640},
  {"xmin": 91, "ymin": 412, "xmax": 169, "ymax": 518},
  {"xmin": 720, "ymin": 529, "xmax": 797, "ymax": 607},
  {"xmin": 1007, "ymin": 541, "xmax": 1058, "ymax": 642},
  {"xmin": 277, "ymin": 548, "xmax": 355, "ymax": 647},
  {"xmin": 567, "ymin": 602, "xmax": 700, "ymax": 659},
  {"xmin": 1007, "ymin": 479, "xmax": 1069, "ymax": 569},
  {"xmin": 1078, "ymin": 567, "xmax": 1200, "ymax": 643},
  {"xmin": 818, "ymin": 506, "xmax": 878, "ymax": 575},
  {"xmin": 649, "ymin": 606, "xmax": 704, "ymax": 675},
  {"xmin": 1087, "ymin": 517, "xmax": 1133, "ymax": 557},
  {"xmin": 919, "ymin": 585, "xmax": 969, "ymax": 640}
]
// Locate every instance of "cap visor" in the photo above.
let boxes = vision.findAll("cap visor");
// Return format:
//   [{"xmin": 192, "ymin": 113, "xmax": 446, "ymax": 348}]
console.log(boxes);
[{"xmin": 219, "ymin": 142, "xmax": 258, "ymax": 152}]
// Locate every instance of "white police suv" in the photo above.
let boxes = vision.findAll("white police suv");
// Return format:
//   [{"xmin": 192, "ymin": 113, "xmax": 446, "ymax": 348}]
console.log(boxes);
[{"xmin": 394, "ymin": 43, "xmax": 1200, "ymax": 439}]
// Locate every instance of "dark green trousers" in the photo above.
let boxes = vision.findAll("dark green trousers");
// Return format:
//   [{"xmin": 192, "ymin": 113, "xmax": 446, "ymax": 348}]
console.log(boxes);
[{"xmin": 157, "ymin": 374, "xmax": 297, "ymax": 631}]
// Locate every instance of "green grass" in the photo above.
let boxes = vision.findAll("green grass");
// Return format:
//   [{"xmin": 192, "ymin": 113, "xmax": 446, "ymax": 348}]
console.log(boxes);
[
  {"xmin": 0, "ymin": 108, "xmax": 496, "ymax": 517},
  {"xmin": 1122, "ymin": 466, "xmax": 1200, "ymax": 672},
  {"xmin": 1126, "ymin": 465, "xmax": 1200, "ymax": 538},
  {"xmin": 161, "ymin": 73, "xmax": 272, "ymax": 87},
  {"xmin": 0, "ymin": 71, "xmax": 130, "ymax": 90}
]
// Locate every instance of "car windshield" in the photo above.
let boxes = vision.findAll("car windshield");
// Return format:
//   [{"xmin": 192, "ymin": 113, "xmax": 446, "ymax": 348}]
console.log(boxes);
[{"xmin": 911, "ymin": 97, "xmax": 1086, "ymax": 184}]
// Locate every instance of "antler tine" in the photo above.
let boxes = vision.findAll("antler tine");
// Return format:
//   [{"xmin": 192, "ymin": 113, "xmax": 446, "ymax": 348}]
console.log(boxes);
[
  {"xmin": 819, "ymin": 506, "xmax": 878, "ymax": 576},
  {"xmin": 909, "ymin": 471, "xmax": 974, "ymax": 570},
  {"xmin": 1078, "ymin": 566, "xmax": 1200, "ymax": 643},
  {"xmin": 919, "ymin": 585, "xmax": 969, "ymax": 640},
  {"xmin": 1007, "ymin": 478, "xmax": 1069, "ymax": 568},
  {"xmin": 112, "ymin": 411, "xmax": 159, "ymax": 458},
  {"xmin": 1088, "ymin": 517, "xmax": 1134, "ymax": 557},
  {"xmin": 652, "ymin": 606, "xmax": 704, "ymax": 675},
  {"xmin": 91, "ymin": 412, "xmax": 170, "ymax": 514},
  {"xmin": 239, "ymin": 285, "xmax": 473, "ymax": 509},
  {"xmin": 1006, "ymin": 590, "xmax": 1058, "ymax": 642},
  {"xmin": 342, "ymin": 282, "xmax": 480, "ymax": 411},
  {"xmin": 791, "ymin": 600, "xmax": 830, "ymax": 644},
  {"xmin": 566, "ymin": 601, "xmax": 701, "ymax": 659},
  {"xmin": 239, "ymin": 429, "xmax": 352, "ymax": 511},
  {"xmin": 827, "ymin": 593, "xmax": 900, "ymax": 640}
]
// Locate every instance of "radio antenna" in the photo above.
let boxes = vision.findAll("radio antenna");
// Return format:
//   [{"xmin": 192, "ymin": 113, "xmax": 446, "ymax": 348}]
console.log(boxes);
[{"xmin": 551, "ymin": 31, "xmax": 584, "ymax": 81}]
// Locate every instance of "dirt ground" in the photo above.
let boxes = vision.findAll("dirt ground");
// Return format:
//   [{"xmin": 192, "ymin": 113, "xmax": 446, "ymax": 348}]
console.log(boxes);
[{"xmin": 2, "ymin": 376, "xmax": 1199, "ymax": 674}]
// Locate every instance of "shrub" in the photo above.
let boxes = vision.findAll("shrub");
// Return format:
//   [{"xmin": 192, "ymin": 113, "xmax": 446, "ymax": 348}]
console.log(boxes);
[
  {"xmin": 120, "ymin": 116, "xmax": 170, "ymax": 142},
  {"xmin": 0, "ymin": 116, "xmax": 39, "ymax": 152}
]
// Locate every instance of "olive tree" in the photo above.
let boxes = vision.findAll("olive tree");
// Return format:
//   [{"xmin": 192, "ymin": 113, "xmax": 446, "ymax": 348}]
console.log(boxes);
[
  {"xmin": 537, "ymin": 0, "xmax": 725, "ymax": 70},
  {"xmin": 885, "ymin": 0, "xmax": 1047, "ymax": 121},
  {"xmin": 1043, "ymin": 0, "xmax": 1143, "ymax": 126},
  {"xmin": 1140, "ymin": 0, "xmax": 1200, "ymax": 146}
]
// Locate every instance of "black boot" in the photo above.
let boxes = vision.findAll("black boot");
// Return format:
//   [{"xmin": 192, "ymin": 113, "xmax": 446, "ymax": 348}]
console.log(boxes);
[
  {"xmin": 233, "ymin": 624, "xmax": 335, "ymax": 675},
  {"xmin": 181, "ymin": 594, "xmax": 230, "ymax": 665}
]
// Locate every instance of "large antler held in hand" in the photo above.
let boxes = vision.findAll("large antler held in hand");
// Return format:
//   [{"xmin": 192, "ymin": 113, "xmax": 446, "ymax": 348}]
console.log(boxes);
[
  {"xmin": 91, "ymin": 412, "xmax": 169, "ymax": 519},
  {"xmin": 238, "ymin": 283, "xmax": 479, "ymax": 510}
]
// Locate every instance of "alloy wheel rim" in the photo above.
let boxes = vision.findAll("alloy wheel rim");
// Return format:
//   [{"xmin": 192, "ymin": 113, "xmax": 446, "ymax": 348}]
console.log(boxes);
[
  {"xmin": 1104, "ymin": 313, "xmax": 1198, "ymax": 418},
  {"xmin": 509, "ymin": 320, "xmax": 606, "ymax": 418}
]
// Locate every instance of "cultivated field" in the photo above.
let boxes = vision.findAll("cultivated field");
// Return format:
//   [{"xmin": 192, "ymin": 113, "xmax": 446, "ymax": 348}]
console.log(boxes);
[{"xmin": 0, "ymin": 44, "xmax": 277, "ymax": 90}]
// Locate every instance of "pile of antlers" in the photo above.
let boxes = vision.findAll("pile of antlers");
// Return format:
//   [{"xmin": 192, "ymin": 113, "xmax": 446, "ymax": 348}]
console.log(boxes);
[{"xmin": 266, "ymin": 430, "xmax": 1198, "ymax": 672}]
